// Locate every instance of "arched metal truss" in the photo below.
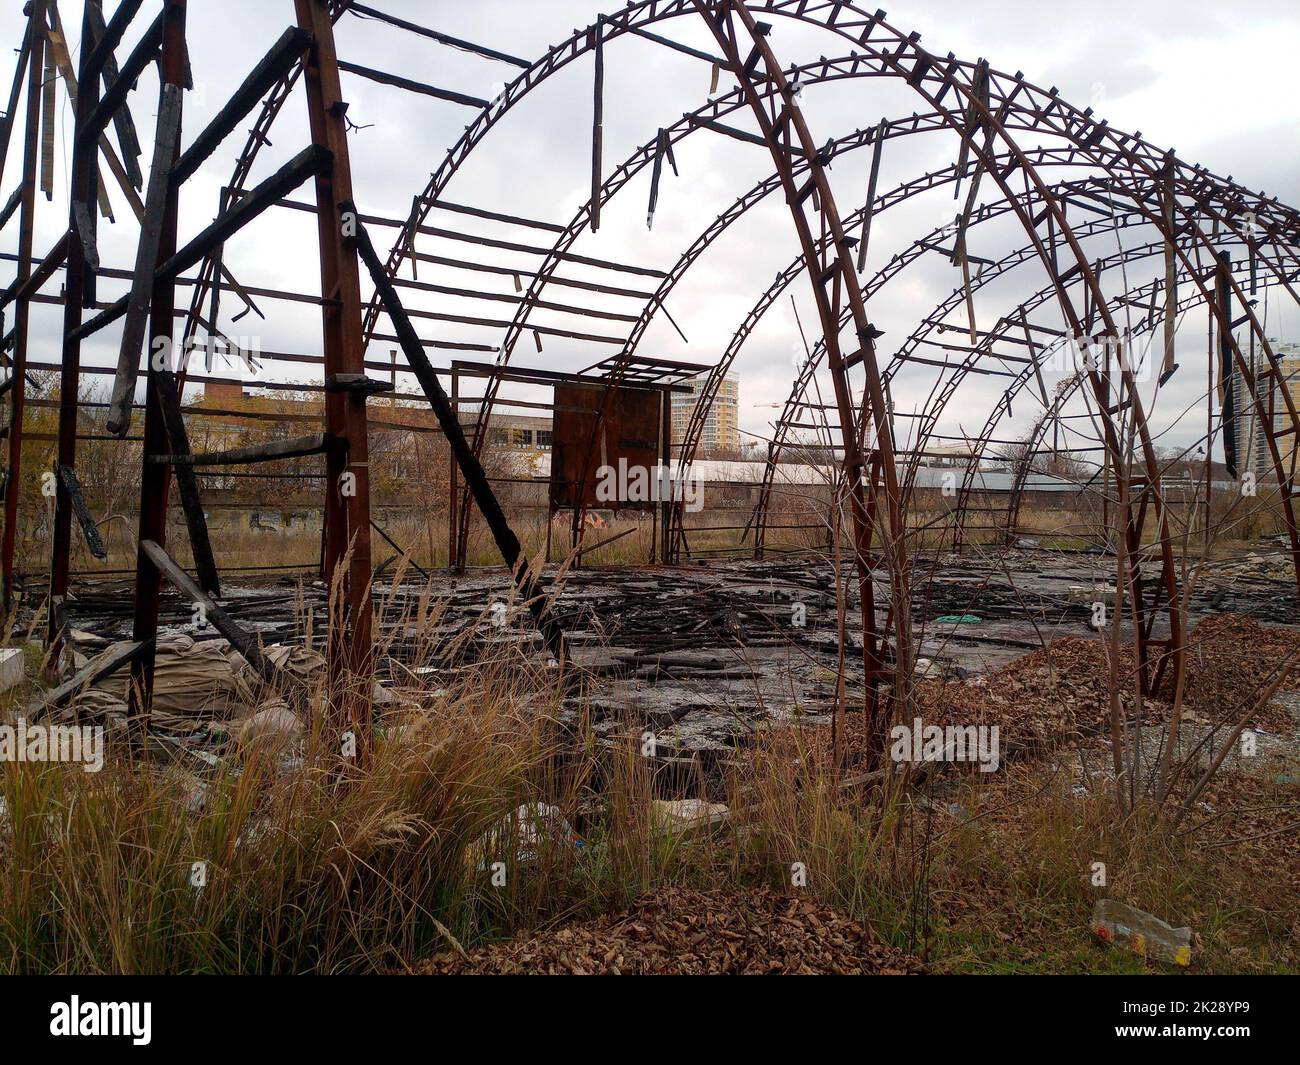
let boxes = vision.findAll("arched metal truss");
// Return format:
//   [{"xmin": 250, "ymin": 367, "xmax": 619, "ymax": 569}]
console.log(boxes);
[{"xmin": 2, "ymin": 0, "xmax": 1297, "ymax": 751}]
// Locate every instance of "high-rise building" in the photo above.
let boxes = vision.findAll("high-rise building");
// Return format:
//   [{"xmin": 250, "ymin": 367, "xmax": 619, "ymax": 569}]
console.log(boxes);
[
  {"xmin": 671, "ymin": 373, "xmax": 739, "ymax": 453},
  {"xmin": 1232, "ymin": 340, "xmax": 1300, "ymax": 483}
]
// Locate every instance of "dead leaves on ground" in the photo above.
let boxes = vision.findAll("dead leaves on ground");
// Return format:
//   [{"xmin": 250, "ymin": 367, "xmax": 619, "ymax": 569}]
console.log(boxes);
[{"xmin": 414, "ymin": 887, "xmax": 919, "ymax": 975}]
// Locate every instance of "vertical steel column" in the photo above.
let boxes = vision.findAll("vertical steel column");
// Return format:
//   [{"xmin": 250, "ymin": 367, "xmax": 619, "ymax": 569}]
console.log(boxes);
[
  {"xmin": 2, "ymin": 2, "xmax": 46, "ymax": 610},
  {"xmin": 127, "ymin": 0, "xmax": 187, "ymax": 733},
  {"xmin": 296, "ymin": 0, "xmax": 374, "ymax": 735},
  {"xmin": 46, "ymin": 0, "xmax": 102, "ymax": 665}
]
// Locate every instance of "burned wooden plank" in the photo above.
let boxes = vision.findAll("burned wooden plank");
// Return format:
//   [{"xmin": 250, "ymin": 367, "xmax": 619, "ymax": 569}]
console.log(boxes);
[
  {"xmin": 855, "ymin": 118, "xmax": 886, "ymax": 272},
  {"xmin": 647, "ymin": 128, "xmax": 667, "ymax": 229},
  {"xmin": 688, "ymin": 114, "xmax": 805, "ymax": 155},
  {"xmin": 55, "ymin": 464, "xmax": 107, "ymax": 561},
  {"xmin": 590, "ymin": 22, "xmax": 604, "ymax": 233},
  {"xmin": 86, "ymin": 0, "xmax": 147, "ymax": 188},
  {"xmin": 147, "ymin": 432, "xmax": 330, "ymax": 467},
  {"xmin": 78, "ymin": 11, "xmax": 163, "ymax": 157},
  {"xmin": 140, "ymin": 539, "xmax": 276, "ymax": 684},
  {"xmin": 158, "ymin": 144, "xmax": 331, "ymax": 282},
  {"xmin": 0, "ymin": 17, "xmax": 32, "ymax": 185},
  {"xmin": 0, "ymin": 185, "xmax": 22, "ymax": 232},
  {"xmin": 0, "ymin": 233, "xmax": 68, "ymax": 311},
  {"xmin": 71, "ymin": 198, "xmax": 100, "ymax": 271},
  {"xmin": 155, "ymin": 368, "xmax": 220, "ymax": 597},
  {"xmin": 325, "ymin": 372, "xmax": 393, "ymax": 397},
  {"xmin": 172, "ymin": 26, "xmax": 312, "ymax": 187},
  {"xmin": 41, "ymin": 17, "xmax": 116, "ymax": 223},
  {"xmin": 81, "ymin": 0, "xmax": 146, "ymax": 83},
  {"xmin": 345, "ymin": 3, "xmax": 529, "ymax": 67},
  {"xmin": 371, "ymin": 518, "xmax": 431, "ymax": 581},
  {"xmin": 39, "ymin": 40, "xmax": 56, "ymax": 200},
  {"xmin": 1159, "ymin": 156, "xmax": 1179, "ymax": 385},
  {"xmin": 27, "ymin": 638, "xmax": 152, "ymax": 718},
  {"xmin": 335, "ymin": 59, "xmax": 487, "ymax": 108},
  {"xmin": 107, "ymin": 82, "xmax": 183, "ymax": 437},
  {"xmin": 345, "ymin": 202, "xmax": 568, "ymax": 664}
]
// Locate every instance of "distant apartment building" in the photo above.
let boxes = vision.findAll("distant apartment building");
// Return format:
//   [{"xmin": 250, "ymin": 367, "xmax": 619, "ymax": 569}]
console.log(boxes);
[
  {"xmin": 1232, "ymin": 340, "xmax": 1300, "ymax": 483},
  {"xmin": 671, "ymin": 373, "xmax": 739, "ymax": 453}
]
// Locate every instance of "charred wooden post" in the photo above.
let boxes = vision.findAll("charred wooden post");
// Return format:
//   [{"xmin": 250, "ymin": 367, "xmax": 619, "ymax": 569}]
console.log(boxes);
[
  {"xmin": 296, "ymin": 0, "xmax": 377, "ymax": 745},
  {"xmin": 590, "ymin": 18, "xmax": 604, "ymax": 233},
  {"xmin": 1, "ymin": 2, "xmax": 46, "ymax": 609},
  {"xmin": 46, "ymin": 0, "xmax": 105, "ymax": 671},
  {"xmin": 1216, "ymin": 249, "xmax": 1236, "ymax": 477},
  {"xmin": 126, "ymin": 0, "xmax": 188, "ymax": 739}
]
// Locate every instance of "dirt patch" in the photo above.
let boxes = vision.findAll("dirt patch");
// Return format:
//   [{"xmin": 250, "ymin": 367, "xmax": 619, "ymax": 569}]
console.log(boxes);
[{"xmin": 412, "ymin": 887, "xmax": 920, "ymax": 975}]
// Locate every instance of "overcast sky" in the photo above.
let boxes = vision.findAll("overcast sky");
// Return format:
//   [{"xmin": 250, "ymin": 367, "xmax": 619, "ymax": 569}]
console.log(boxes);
[{"xmin": 2, "ymin": 0, "xmax": 1297, "ymax": 461}]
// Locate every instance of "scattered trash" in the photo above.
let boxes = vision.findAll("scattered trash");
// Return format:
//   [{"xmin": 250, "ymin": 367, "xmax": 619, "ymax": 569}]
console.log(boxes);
[
  {"xmin": 472, "ymin": 802, "xmax": 582, "ymax": 869},
  {"xmin": 1092, "ymin": 899, "xmax": 1192, "ymax": 967},
  {"xmin": 651, "ymin": 799, "xmax": 729, "ymax": 834},
  {"xmin": 0, "ymin": 647, "xmax": 24, "ymax": 693},
  {"xmin": 236, "ymin": 703, "xmax": 303, "ymax": 748},
  {"xmin": 934, "ymin": 614, "xmax": 981, "ymax": 624}
]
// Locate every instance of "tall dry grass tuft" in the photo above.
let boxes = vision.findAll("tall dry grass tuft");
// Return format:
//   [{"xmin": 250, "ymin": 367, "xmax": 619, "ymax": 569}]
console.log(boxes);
[{"xmin": 0, "ymin": 642, "xmax": 581, "ymax": 973}]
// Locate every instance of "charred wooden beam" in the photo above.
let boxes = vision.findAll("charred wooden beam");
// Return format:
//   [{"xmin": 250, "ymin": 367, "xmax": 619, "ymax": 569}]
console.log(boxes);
[
  {"xmin": 27, "ymin": 638, "xmax": 153, "ymax": 718},
  {"xmin": 107, "ymin": 83, "xmax": 183, "ymax": 437},
  {"xmin": 55, "ymin": 464, "xmax": 107, "ymax": 561},
  {"xmin": 325, "ymin": 372, "xmax": 393, "ymax": 397},
  {"xmin": 1159, "ymin": 156, "xmax": 1179, "ymax": 384},
  {"xmin": 79, "ymin": 10, "xmax": 161, "ymax": 168},
  {"xmin": 0, "ymin": 18, "xmax": 33, "ymax": 184},
  {"xmin": 626, "ymin": 25, "xmax": 725, "ymax": 66},
  {"xmin": 82, "ymin": 0, "xmax": 146, "ymax": 83},
  {"xmin": 390, "ymin": 274, "xmax": 638, "ymax": 321},
  {"xmin": 0, "ymin": 233, "xmax": 68, "ymax": 310},
  {"xmin": 688, "ymin": 114, "xmax": 805, "ymax": 155},
  {"xmin": 345, "ymin": 3, "xmax": 529, "ymax": 68},
  {"xmin": 421, "ymin": 198, "xmax": 565, "ymax": 234},
  {"xmin": 140, "ymin": 539, "xmax": 276, "ymax": 684},
  {"xmin": 855, "ymin": 118, "xmax": 886, "ymax": 271},
  {"xmin": 155, "ymin": 368, "xmax": 220, "ymax": 597},
  {"xmin": 266, "ymin": 194, "xmax": 665, "ymax": 277},
  {"xmin": 148, "ymin": 432, "xmax": 330, "ymax": 467},
  {"xmin": 370, "ymin": 518, "xmax": 430, "ymax": 581},
  {"xmin": 345, "ymin": 202, "xmax": 568, "ymax": 664},
  {"xmin": 172, "ymin": 27, "xmax": 312, "ymax": 186},
  {"xmin": 72, "ymin": 198, "xmax": 99, "ymax": 271},
  {"xmin": 647, "ymin": 128, "xmax": 667, "ymax": 228},
  {"xmin": 89, "ymin": 0, "xmax": 144, "ymax": 188},
  {"xmin": 159, "ymin": 145, "xmax": 331, "ymax": 282},
  {"xmin": 335, "ymin": 59, "xmax": 487, "ymax": 108},
  {"xmin": 1217, "ymin": 250, "xmax": 1237, "ymax": 476},
  {"xmin": 0, "ymin": 185, "xmax": 23, "ymax": 232},
  {"xmin": 590, "ymin": 22, "xmax": 604, "ymax": 232}
]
